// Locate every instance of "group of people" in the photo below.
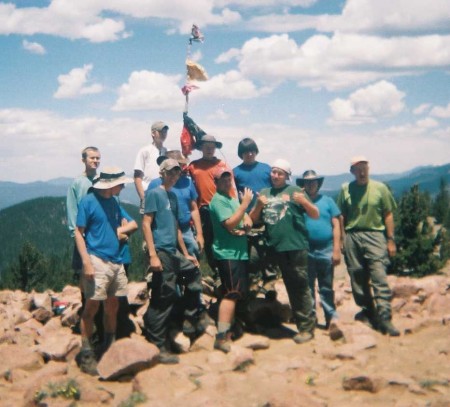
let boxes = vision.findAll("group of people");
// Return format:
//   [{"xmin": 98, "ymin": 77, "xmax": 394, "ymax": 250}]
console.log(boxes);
[{"xmin": 66, "ymin": 121, "xmax": 400, "ymax": 375}]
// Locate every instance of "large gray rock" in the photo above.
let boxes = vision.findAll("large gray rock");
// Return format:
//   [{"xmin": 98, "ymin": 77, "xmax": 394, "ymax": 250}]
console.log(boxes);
[{"xmin": 97, "ymin": 337, "xmax": 159, "ymax": 380}]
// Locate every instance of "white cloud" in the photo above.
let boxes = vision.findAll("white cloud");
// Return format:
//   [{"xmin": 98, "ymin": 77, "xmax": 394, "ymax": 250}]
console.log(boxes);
[
  {"xmin": 413, "ymin": 103, "xmax": 431, "ymax": 115},
  {"xmin": 0, "ymin": 1, "xmax": 242, "ymax": 42},
  {"xmin": 430, "ymin": 102, "xmax": 450, "ymax": 118},
  {"xmin": 113, "ymin": 69, "xmax": 272, "ymax": 112},
  {"xmin": 22, "ymin": 39, "xmax": 46, "ymax": 55},
  {"xmin": 113, "ymin": 71, "xmax": 185, "ymax": 111},
  {"xmin": 54, "ymin": 64, "xmax": 103, "ymax": 99},
  {"xmin": 246, "ymin": 0, "xmax": 450, "ymax": 35},
  {"xmin": 218, "ymin": 33, "xmax": 450, "ymax": 90},
  {"xmin": 207, "ymin": 108, "xmax": 229, "ymax": 121},
  {"xmin": 416, "ymin": 117, "xmax": 439, "ymax": 128},
  {"xmin": 328, "ymin": 80, "xmax": 405, "ymax": 125},
  {"xmin": 1, "ymin": 108, "xmax": 449, "ymax": 183}
]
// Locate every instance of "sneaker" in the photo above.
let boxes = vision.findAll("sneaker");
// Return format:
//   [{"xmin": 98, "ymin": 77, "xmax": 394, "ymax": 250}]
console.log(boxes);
[
  {"xmin": 214, "ymin": 337, "xmax": 232, "ymax": 353},
  {"xmin": 158, "ymin": 349, "xmax": 180, "ymax": 364},
  {"xmin": 378, "ymin": 319, "xmax": 400, "ymax": 337},
  {"xmin": 329, "ymin": 321, "xmax": 344, "ymax": 341},
  {"xmin": 293, "ymin": 331, "xmax": 314, "ymax": 344},
  {"xmin": 76, "ymin": 349, "xmax": 98, "ymax": 376}
]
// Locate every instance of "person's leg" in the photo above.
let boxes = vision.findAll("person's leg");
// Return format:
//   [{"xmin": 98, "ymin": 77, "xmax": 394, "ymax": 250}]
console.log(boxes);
[
  {"xmin": 344, "ymin": 232, "xmax": 378, "ymax": 326},
  {"xmin": 80, "ymin": 299, "xmax": 100, "ymax": 347},
  {"xmin": 143, "ymin": 251, "xmax": 180, "ymax": 363},
  {"xmin": 315, "ymin": 254, "xmax": 338, "ymax": 324},
  {"xmin": 176, "ymin": 253, "xmax": 206, "ymax": 338},
  {"xmin": 200, "ymin": 206, "xmax": 217, "ymax": 272},
  {"xmin": 277, "ymin": 250, "xmax": 315, "ymax": 343},
  {"xmin": 363, "ymin": 232, "xmax": 399, "ymax": 336},
  {"xmin": 307, "ymin": 252, "xmax": 318, "ymax": 320},
  {"xmin": 214, "ymin": 259, "xmax": 248, "ymax": 352},
  {"xmin": 103, "ymin": 296, "xmax": 118, "ymax": 349}
]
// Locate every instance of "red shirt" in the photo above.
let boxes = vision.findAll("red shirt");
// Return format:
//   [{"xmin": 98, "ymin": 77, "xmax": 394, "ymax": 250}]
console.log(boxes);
[{"xmin": 188, "ymin": 158, "xmax": 237, "ymax": 207}]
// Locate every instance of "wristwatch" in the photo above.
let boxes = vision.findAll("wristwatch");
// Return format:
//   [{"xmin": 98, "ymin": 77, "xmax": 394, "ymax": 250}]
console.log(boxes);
[{"xmin": 387, "ymin": 236, "xmax": 395, "ymax": 241}]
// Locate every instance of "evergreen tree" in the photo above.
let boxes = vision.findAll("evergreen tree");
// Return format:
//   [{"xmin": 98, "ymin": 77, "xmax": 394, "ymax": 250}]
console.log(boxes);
[
  {"xmin": 2, "ymin": 242, "xmax": 50, "ymax": 291},
  {"xmin": 391, "ymin": 185, "xmax": 441, "ymax": 276},
  {"xmin": 433, "ymin": 177, "xmax": 450, "ymax": 226}
]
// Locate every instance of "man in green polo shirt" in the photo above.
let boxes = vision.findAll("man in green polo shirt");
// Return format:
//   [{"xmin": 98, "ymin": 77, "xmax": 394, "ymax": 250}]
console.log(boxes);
[{"xmin": 336, "ymin": 156, "xmax": 400, "ymax": 336}]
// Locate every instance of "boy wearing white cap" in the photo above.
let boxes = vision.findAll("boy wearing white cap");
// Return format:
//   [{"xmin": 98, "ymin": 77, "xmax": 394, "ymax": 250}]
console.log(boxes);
[{"xmin": 250, "ymin": 159, "xmax": 319, "ymax": 344}]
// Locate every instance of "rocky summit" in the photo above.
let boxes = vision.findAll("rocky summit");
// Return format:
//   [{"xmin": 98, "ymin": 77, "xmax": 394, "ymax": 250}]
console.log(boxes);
[{"xmin": 0, "ymin": 263, "xmax": 449, "ymax": 407}]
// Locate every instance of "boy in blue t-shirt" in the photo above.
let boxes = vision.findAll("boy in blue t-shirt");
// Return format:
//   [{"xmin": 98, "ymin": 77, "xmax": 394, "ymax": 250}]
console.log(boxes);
[
  {"xmin": 142, "ymin": 159, "xmax": 205, "ymax": 364},
  {"xmin": 75, "ymin": 167, "xmax": 137, "ymax": 375},
  {"xmin": 233, "ymin": 138, "xmax": 277, "ymax": 291}
]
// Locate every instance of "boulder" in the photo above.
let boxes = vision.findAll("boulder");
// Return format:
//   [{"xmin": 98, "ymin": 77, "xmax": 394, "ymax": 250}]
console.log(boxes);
[{"xmin": 97, "ymin": 337, "xmax": 159, "ymax": 380}]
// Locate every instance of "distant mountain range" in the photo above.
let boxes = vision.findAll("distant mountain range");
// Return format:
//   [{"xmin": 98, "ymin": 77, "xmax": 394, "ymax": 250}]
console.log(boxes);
[{"xmin": 0, "ymin": 163, "xmax": 449, "ymax": 211}]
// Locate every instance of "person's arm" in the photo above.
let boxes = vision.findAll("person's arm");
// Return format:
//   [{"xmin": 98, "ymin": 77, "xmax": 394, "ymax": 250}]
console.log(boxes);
[
  {"xmin": 384, "ymin": 211, "xmax": 396, "ymax": 257},
  {"xmin": 331, "ymin": 216, "xmax": 341, "ymax": 266},
  {"xmin": 66, "ymin": 184, "xmax": 77, "ymax": 237},
  {"xmin": 222, "ymin": 188, "xmax": 253, "ymax": 233},
  {"xmin": 249, "ymin": 193, "xmax": 267, "ymax": 224},
  {"xmin": 117, "ymin": 219, "xmax": 138, "ymax": 241},
  {"xmin": 338, "ymin": 214, "xmax": 346, "ymax": 253},
  {"xmin": 74, "ymin": 226, "xmax": 95, "ymax": 280},
  {"xmin": 177, "ymin": 225, "xmax": 199, "ymax": 267},
  {"xmin": 142, "ymin": 213, "xmax": 163, "ymax": 272},
  {"xmin": 134, "ymin": 170, "xmax": 145, "ymax": 201},
  {"xmin": 190, "ymin": 200, "xmax": 204, "ymax": 253},
  {"xmin": 292, "ymin": 190, "xmax": 319, "ymax": 219}
]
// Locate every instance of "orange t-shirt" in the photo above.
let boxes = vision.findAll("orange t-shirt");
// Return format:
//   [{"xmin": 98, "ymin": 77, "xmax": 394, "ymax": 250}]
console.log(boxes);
[{"xmin": 188, "ymin": 158, "xmax": 237, "ymax": 207}]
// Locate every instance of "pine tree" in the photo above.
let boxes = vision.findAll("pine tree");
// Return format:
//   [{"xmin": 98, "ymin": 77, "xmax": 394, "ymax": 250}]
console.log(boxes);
[
  {"xmin": 433, "ymin": 177, "xmax": 450, "ymax": 226},
  {"xmin": 2, "ymin": 242, "xmax": 50, "ymax": 291},
  {"xmin": 391, "ymin": 185, "xmax": 441, "ymax": 277}
]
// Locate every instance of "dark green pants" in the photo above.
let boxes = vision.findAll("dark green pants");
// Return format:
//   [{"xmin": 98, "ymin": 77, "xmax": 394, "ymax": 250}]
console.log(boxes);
[
  {"xmin": 275, "ymin": 249, "xmax": 315, "ymax": 333},
  {"xmin": 344, "ymin": 231, "xmax": 393, "ymax": 320}
]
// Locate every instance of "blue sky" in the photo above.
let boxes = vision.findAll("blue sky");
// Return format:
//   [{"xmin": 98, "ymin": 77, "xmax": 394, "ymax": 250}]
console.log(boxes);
[{"xmin": 1, "ymin": 0, "xmax": 450, "ymax": 182}]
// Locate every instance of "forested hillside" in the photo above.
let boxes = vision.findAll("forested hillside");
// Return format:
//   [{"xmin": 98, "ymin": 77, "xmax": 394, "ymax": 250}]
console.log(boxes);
[{"xmin": 0, "ymin": 197, "xmax": 146, "ymax": 291}]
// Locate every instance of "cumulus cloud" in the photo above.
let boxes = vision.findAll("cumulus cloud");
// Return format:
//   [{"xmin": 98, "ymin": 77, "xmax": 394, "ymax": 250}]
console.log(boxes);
[
  {"xmin": 328, "ymin": 80, "xmax": 405, "ymax": 125},
  {"xmin": 22, "ymin": 39, "xmax": 46, "ymax": 55},
  {"xmin": 217, "ymin": 33, "xmax": 450, "ymax": 91},
  {"xmin": 430, "ymin": 102, "xmax": 450, "ymax": 118},
  {"xmin": 246, "ymin": 0, "xmax": 450, "ymax": 35},
  {"xmin": 0, "ymin": 1, "xmax": 242, "ymax": 42},
  {"xmin": 113, "ymin": 69, "xmax": 272, "ymax": 112},
  {"xmin": 413, "ymin": 103, "xmax": 431, "ymax": 115},
  {"xmin": 113, "ymin": 71, "xmax": 185, "ymax": 112},
  {"xmin": 54, "ymin": 64, "xmax": 103, "ymax": 99},
  {"xmin": 1, "ymin": 107, "xmax": 449, "ymax": 183}
]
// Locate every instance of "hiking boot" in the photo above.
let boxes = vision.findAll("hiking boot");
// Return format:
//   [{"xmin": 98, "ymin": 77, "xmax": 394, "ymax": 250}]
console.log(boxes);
[
  {"xmin": 75, "ymin": 349, "xmax": 98, "ymax": 376},
  {"xmin": 354, "ymin": 309, "xmax": 378, "ymax": 330},
  {"xmin": 214, "ymin": 332, "xmax": 232, "ymax": 353},
  {"xmin": 158, "ymin": 349, "xmax": 180, "ymax": 364},
  {"xmin": 378, "ymin": 319, "xmax": 400, "ymax": 337},
  {"xmin": 329, "ymin": 321, "xmax": 344, "ymax": 341},
  {"xmin": 293, "ymin": 331, "xmax": 314, "ymax": 344}
]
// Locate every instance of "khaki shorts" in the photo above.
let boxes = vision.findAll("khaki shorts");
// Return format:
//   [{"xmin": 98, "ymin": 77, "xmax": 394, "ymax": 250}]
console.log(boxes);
[{"xmin": 83, "ymin": 254, "xmax": 128, "ymax": 301}]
